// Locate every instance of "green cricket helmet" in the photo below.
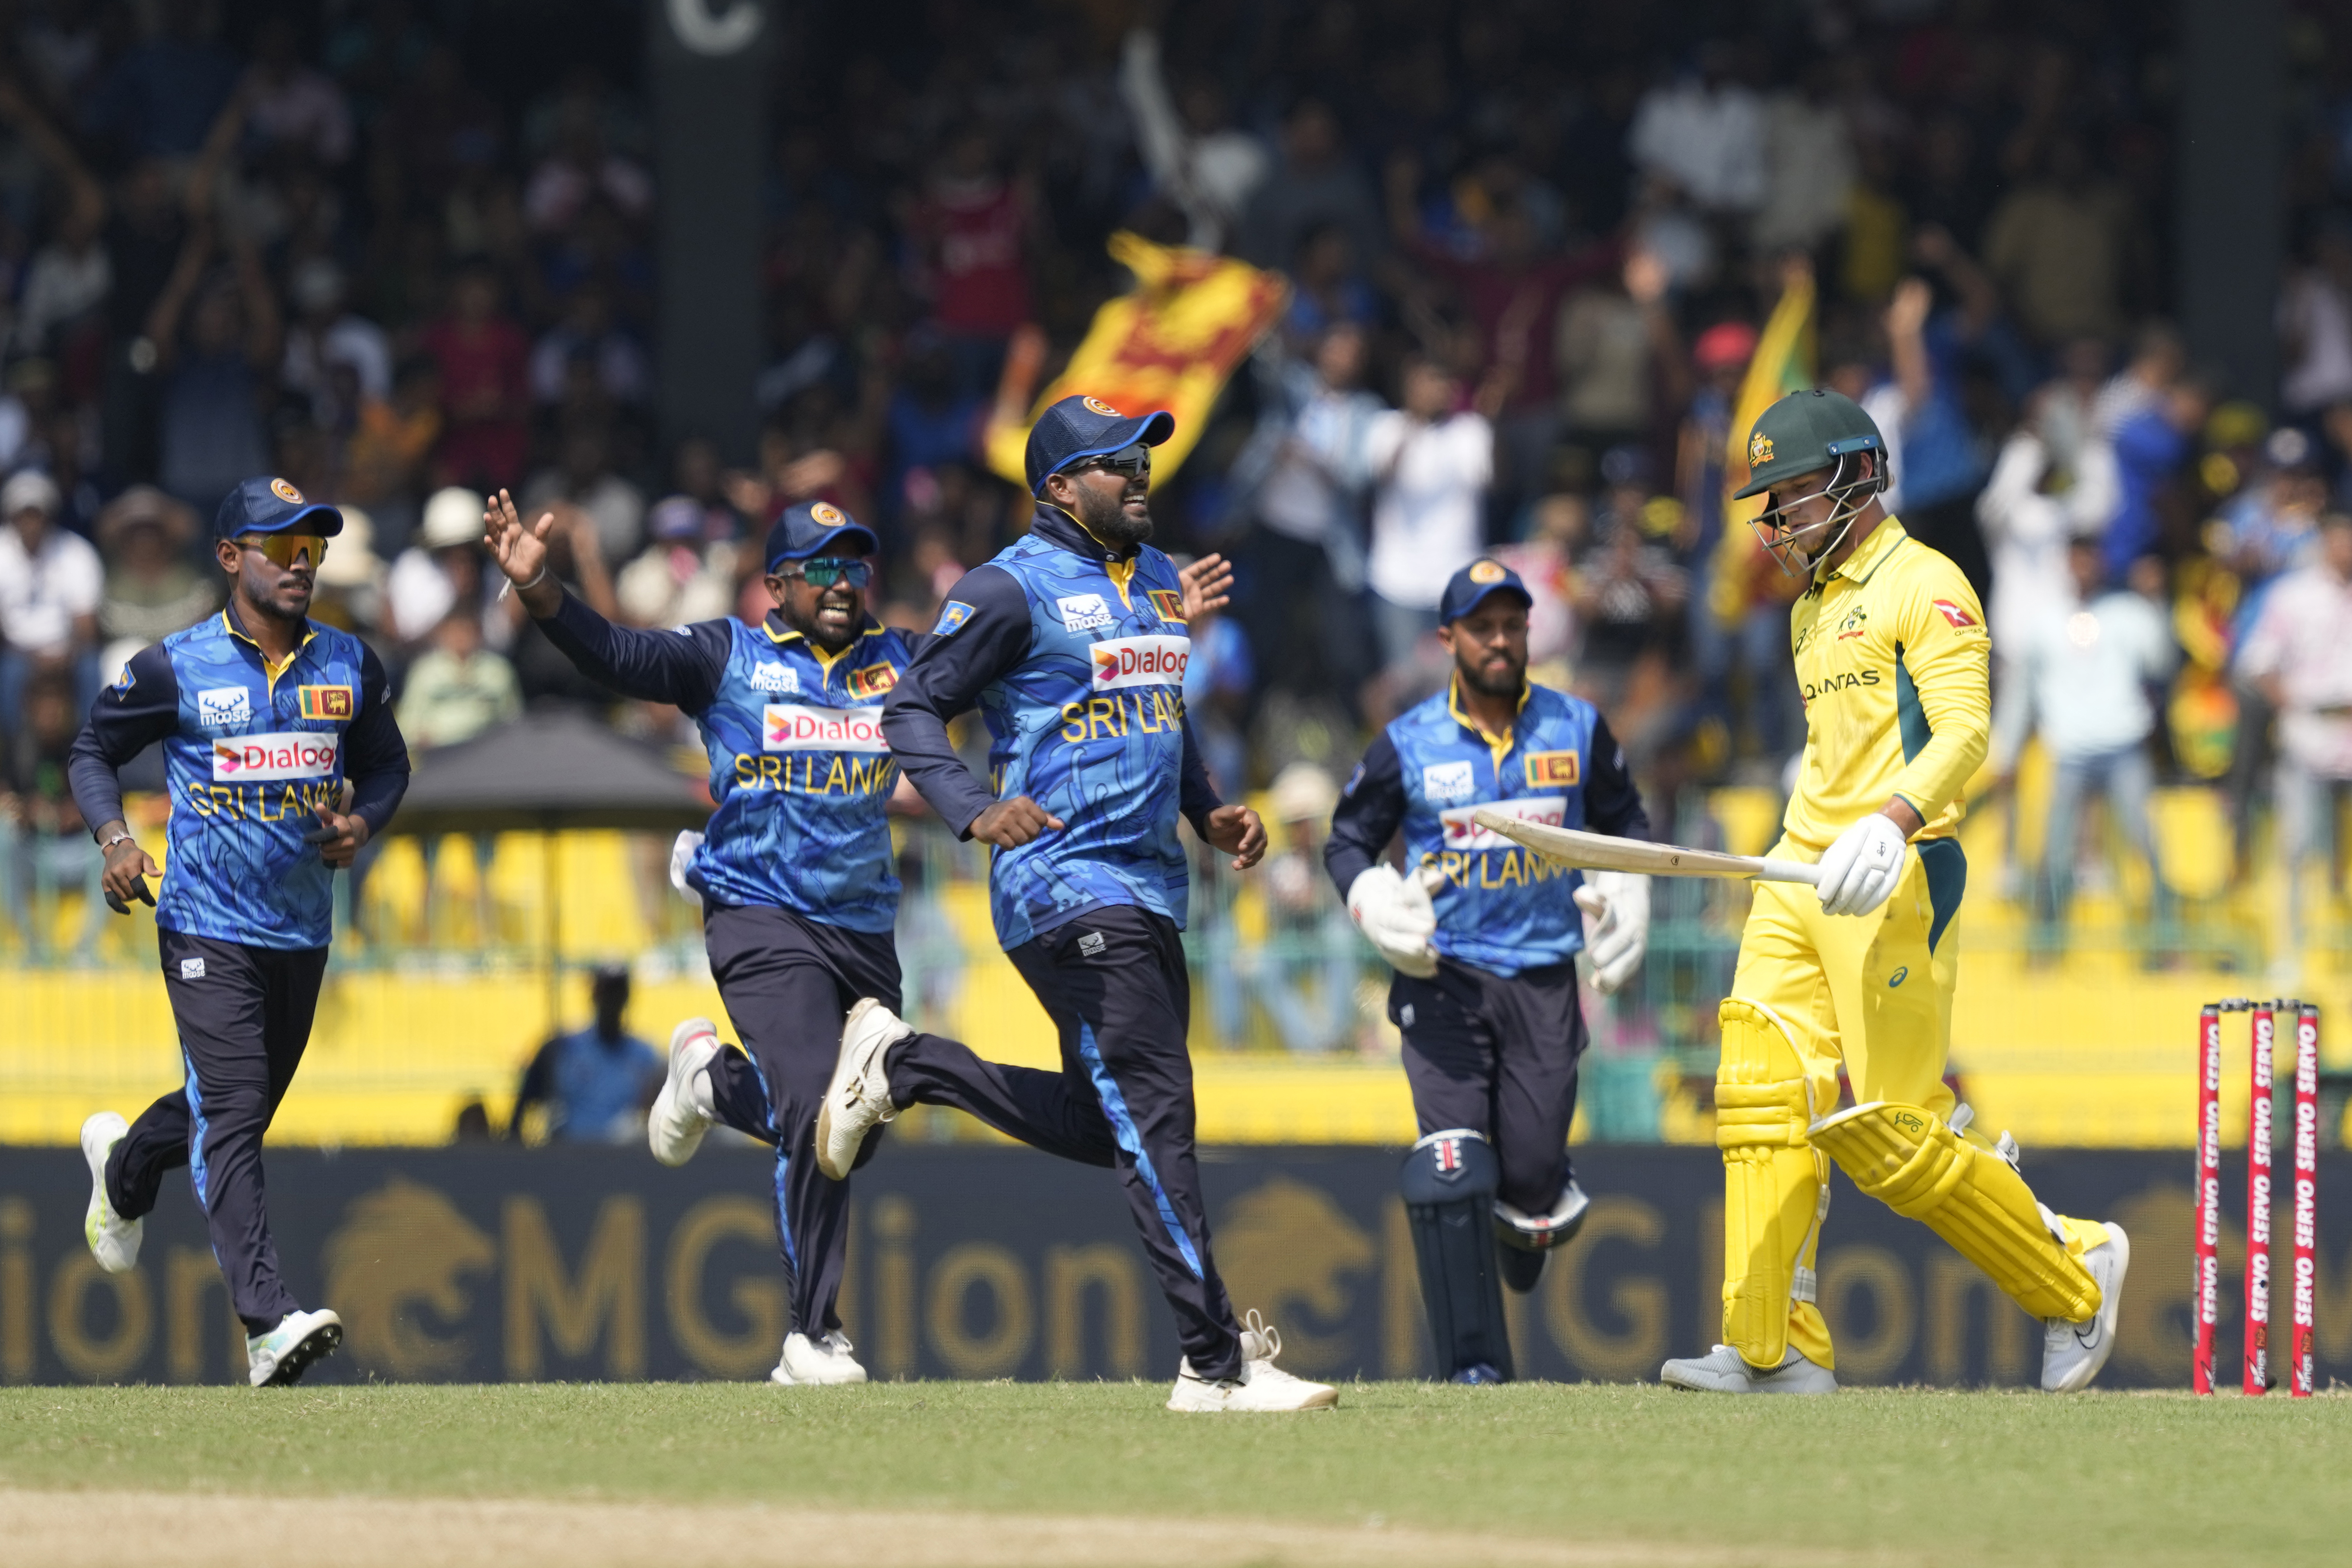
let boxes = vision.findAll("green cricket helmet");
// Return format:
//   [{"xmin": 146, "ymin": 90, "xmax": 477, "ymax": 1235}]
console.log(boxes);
[{"xmin": 1735, "ymin": 388, "xmax": 1889, "ymax": 576}]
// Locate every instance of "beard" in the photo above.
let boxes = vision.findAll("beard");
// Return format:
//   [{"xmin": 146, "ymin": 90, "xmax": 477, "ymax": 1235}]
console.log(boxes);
[
  {"xmin": 1072, "ymin": 482, "xmax": 1153, "ymax": 548},
  {"xmin": 1458, "ymin": 653, "xmax": 1526, "ymax": 697}
]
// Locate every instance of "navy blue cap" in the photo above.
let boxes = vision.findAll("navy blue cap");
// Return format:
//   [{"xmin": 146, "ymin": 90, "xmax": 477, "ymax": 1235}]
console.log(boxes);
[
  {"xmin": 764, "ymin": 500, "xmax": 879, "ymax": 572},
  {"xmin": 214, "ymin": 477, "xmax": 344, "ymax": 540},
  {"xmin": 1023, "ymin": 394, "xmax": 1176, "ymax": 496},
  {"xmin": 1437, "ymin": 558, "xmax": 1534, "ymax": 625}
]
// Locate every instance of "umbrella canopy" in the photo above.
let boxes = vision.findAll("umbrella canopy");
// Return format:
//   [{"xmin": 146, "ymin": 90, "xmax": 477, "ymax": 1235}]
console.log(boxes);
[{"xmin": 384, "ymin": 710, "xmax": 711, "ymax": 836}]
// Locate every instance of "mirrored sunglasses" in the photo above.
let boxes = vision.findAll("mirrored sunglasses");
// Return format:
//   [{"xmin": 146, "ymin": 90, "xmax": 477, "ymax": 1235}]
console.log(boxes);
[
  {"xmin": 787, "ymin": 557, "xmax": 872, "ymax": 589},
  {"xmin": 1067, "ymin": 444, "xmax": 1152, "ymax": 480},
  {"xmin": 237, "ymin": 533, "xmax": 328, "ymax": 570}
]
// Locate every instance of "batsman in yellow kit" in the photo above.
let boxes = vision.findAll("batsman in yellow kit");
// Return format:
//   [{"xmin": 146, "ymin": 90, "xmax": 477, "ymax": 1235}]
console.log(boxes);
[{"xmin": 1660, "ymin": 389, "xmax": 2130, "ymax": 1394}]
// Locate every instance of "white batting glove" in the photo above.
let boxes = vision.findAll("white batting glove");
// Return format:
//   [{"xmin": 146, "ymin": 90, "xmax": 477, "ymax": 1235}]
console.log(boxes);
[
  {"xmin": 1347, "ymin": 863, "xmax": 1443, "ymax": 979},
  {"xmin": 1815, "ymin": 812, "xmax": 1907, "ymax": 917},
  {"xmin": 669, "ymin": 830, "xmax": 706, "ymax": 903},
  {"xmin": 1572, "ymin": 870, "xmax": 1649, "ymax": 994}
]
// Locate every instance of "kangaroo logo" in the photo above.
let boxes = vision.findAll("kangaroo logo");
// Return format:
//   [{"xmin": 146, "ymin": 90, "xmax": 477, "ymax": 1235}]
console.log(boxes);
[
  {"xmin": 1212, "ymin": 1177, "xmax": 1375, "ymax": 1373},
  {"xmin": 323, "ymin": 1177, "xmax": 496, "ymax": 1378}
]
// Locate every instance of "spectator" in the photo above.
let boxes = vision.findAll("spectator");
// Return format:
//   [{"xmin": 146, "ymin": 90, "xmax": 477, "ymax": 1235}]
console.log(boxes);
[
  {"xmin": 1229, "ymin": 323, "xmax": 1382, "ymax": 708},
  {"xmin": 148, "ymin": 226, "xmax": 281, "ymax": 520},
  {"xmin": 528, "ymin": 284, "xmax": 646, "ymax": 409},
  {"xmin": 240, "ymin": 15, "xmax": 355, "ymax": 167},
  {"xmin": 2280, "ymin": 215, "xmax": 2352, "ymax": 417},
  {"xmin": 1221, "ymin": 763, "xmax": 1359, "ymax": 1055},
  {"xmin": 1976, "ymin": 418, "xmax": 2119, "ymax": 678},
  {"xmin": 1862, "ymin": 272, "xmax": 1992, "ymax": 597},
  {"xmin": 386, "ymin": 485, "xmax": 506, "ymax": 651},
  {"xmin": 1118, "ymin": 27, "xmax": 1267, "ymax": 253},
  {"xmin": 94, "ymin": 486, "xmax": 213, "ymax": 645},
  {"xmin": 614, "ymin": 496, "xmax": 736, "ymax": 630},
  {"xmin": 396, "ymin": 606, "xmax": 521, "ymax": 752},
  {"xmin": 1983, "ymin": 133, "xmax": 2150, "ymax": 347},
  {"xmin": 1495, "ymin": 492, "xmax": 1588, "ymax": 688},
  {"xmin": 1555, "ymin": 250, "xmax": 1685, "ymax": 482},
  {"xmin": 1752, "ymin": 61, "xmax": 1856, "ymax": 256},
  {"xmin": 82, "ymin": 0, "xmax": 242, "ymax": 166},
  {"xmin": 2236, "ymin": 513, "xmax": 2352, "ymax": 974},
  {"xmin": 903, "ymin": 126, "xmax": 1034, "ymax": 397},
  {"xmin": 1279, "ymin": 221, "xmax": 1379, "ymax": 344},
  {"xmin": 0, "ymin": 470, "xmax": 101, "ymax": 737},
  {"xmin": 2104, "ymin": 369, "xmax": 2209, "ymax": 586},
  {"xmin": 1991, "ymin": 534, "xmax": 2177, "ymax": 954},
  {"xmin": 1235, "ymin": 98, "xmax": 1383, "ymax": 276},
  {"xmin": 521, "ymin": 425, "xmax": 645, "ymax": 565},
  {"xmin": 0, "ymin": 78, "xmax": 110, "ymax": 371},
  {"xmin": 1364, "ymin": 353, "xmax": 1493, "ymax": 672},
  {"xmin": 1178, "ymin": 564, "xmax": 1254, "ymax": 799},
  {"xmin": 422, "ymin": 263, "xmax": 532, "ymax": 493},
  {"xmin": 507, "ymin": 964, "xmax": 663, "ymax": 1144},
  {"xmin": 1, "ymin": 664, "xmax": 103, "ymax": 961},
  {"xmin": 279, "ymin": 258, "xmax": 392, "ymax": 427},
  {"xmin": 1626, "ymin": 47, "xmax": 1766, "ymax": 216}
]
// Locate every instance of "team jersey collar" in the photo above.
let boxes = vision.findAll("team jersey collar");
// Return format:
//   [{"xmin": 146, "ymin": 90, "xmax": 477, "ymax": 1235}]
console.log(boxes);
[
  {"xmin": 763, "ymin": 611, "xmax": 885, "ymax": 674},
  {"xmin": 1030, "ymin": 503, "xmax": 1141, "ymax": 565},
  {"xmin": 1447, "ymin": 674, "xmax": 1532, "ymax": 772},
  {"xmin": 1822, "ymin": 515, "xmax": 1909, "ymax": 588},
  {"xmin": 219, "ymin": 598, "xmax": 318, "ymax": 685}
]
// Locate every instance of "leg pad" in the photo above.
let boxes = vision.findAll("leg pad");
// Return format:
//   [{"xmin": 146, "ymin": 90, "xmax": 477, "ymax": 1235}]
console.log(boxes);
[
  {"xmin": 1401, "ymin": 1130, "xmax": 1513, "ymax": 1381},
  {"xmin": 1809, "ymin": 1100, "xmax": 2100, "ymax": 1321},
  {"xmin": 1716, "ymin": 999, "xmax": 1829, "ymax": 1369}
]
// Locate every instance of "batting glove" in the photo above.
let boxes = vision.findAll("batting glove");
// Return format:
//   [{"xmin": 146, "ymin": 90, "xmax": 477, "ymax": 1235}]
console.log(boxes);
[
  {"xmin": 1347, "ymin": 863, "xmax": 1443, "ymax": 978},
  {"xmin": 1572, "ymin": 870, "xmax": 1649, "ymax": 994},
  {"xmin": 1815, "ymin": 812, "xmax": 1908, "ymax": 917}
]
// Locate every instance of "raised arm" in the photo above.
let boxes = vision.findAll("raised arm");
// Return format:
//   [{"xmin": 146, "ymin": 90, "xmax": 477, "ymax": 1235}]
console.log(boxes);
[{"xmin": 484, "ymin": 488, "xmax": 727, "ymax": 709}]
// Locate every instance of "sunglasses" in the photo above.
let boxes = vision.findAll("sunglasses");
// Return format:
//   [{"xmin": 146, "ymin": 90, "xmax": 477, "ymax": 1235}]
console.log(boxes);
[
  {"xmin": 1065, "ymin": 444, "xmax": 1152, "ymax": 480},
  {"xmin": 236, "ymin": 533, "xmax": 328, "ymax": 570},
  {"xmin": 780, "ymin": 557, "xmax": 872, "ymax": 589}
]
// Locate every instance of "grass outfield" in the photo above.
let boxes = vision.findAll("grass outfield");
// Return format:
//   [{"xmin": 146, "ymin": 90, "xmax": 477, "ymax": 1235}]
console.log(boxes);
[{"xmin": 0, "ymin": 1382, "xmax": 2344, "ymax": 1566}]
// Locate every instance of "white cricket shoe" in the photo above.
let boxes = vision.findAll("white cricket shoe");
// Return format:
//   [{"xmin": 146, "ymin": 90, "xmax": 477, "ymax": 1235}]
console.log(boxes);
[
  {"xmin": 80, "ymin": 1112, "xmax": 141, "ymax": 1274},
  {"xmin": 2042, "ymin": 1223, "xmax": 2130, "ymax": 1392},
  {"xmin": 247, "ymin": 1308, "xmax": 343, "ymax": 1387},
  {"xmin": 771, "ymin": 1329, "xmax": 869, "ymax": 1385},
  {"xmin": 1166, "ymin": 1312, "xmax": 1339, "ymax": 1413},
  {"xmin": 1660, "ymin": 1343, "xmax": 1837, "ymax": 1394},
  {"xmin": 814, "ymin": 998, "xmax": 910, "ymax": 1180},
  {"xmin": 648, "ymin": 1017, "xmax": 722, "ymax": 1167}
]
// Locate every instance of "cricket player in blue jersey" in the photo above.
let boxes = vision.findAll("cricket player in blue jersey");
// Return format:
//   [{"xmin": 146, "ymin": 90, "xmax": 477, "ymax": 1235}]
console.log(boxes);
[
  {"xmin": 1325, "ymin": 558, "xmax": 1652, "ymax": 1383},
  {"xmin": 483, "ymin": 491, "xmax": 911, "ymax": 1385},
  {"xmin": 484, "ymin": 487, "xmax": 1231, "ymax": 1385},
  {"xmin": 70, "ymin": 477, "xmax": 409, "ymax": 1387},
  {"xmin": 817, "ymin": 394, "xmax": 1336, "ymax": 1412}
]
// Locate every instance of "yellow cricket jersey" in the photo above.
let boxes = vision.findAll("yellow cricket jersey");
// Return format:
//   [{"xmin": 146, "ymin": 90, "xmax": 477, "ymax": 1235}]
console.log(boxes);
[{"xmin": 1782, "ymin": 517, "xmax": 1990, "ymax": 853}]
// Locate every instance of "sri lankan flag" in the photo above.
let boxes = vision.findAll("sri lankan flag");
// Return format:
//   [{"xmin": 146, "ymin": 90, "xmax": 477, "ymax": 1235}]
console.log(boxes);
[
  {"xmin": 1709, "ymin": 265, "xmax": 1817, "ymax": 626},
  {"xmin": 984, "ymin": 232, "xmax": 1288, "ymax": 489}
]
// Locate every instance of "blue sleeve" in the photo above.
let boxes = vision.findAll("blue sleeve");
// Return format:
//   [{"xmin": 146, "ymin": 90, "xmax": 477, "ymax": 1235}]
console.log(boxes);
[
  {"xmin": 535, "ymin": 589, "xmax": 732, "ymax": 713},
  {"xmin": 1178, "ymin": 718, "xmax": 1222, "ymax": 836},
  {"xmin": 881, "ymin": 565, "xmax": 1033, "ymax": 838},
  {"xmin": 346, "ymin": 644, "xmax": 411, "ymax": 838},
  {"xmin": 1582, "ymin": 714, "xmax": 1650, "ymax": 841},
  {"xmin": 1323, "ymin": 731, "xmax": 1406, "ymax": 894},
  {"xmin": 67, "ymin": 643, "xmax": 180, "ymax": 837}
]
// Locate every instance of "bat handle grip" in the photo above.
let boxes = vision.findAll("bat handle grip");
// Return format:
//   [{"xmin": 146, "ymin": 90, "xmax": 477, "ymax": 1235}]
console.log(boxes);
[{"xmin": 1756, "ymin": 858, "xmax": 1823, "ymax": 887}]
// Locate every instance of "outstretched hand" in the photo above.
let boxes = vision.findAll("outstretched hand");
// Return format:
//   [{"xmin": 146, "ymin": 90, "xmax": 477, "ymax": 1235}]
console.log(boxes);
[
  {"xmin": 483, "ymin": 489, "xmax": 564, "ymax": 615},
  {"xmin": 1177, "ymin": 552, "xmax": 1233, "ymax": 622}
]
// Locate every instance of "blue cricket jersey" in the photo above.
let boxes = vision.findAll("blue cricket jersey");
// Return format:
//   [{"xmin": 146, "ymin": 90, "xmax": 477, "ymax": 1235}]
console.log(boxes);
[
  {"xmin": 68, "ymin": 605, "xmax": 411, "ymax": 950},
  {"xmin": 1325, "ymin": 679, "xmax": 1650, "ymax": 977},
  {"xmin": 536, "ymin": 593, "xmax": 919, "ymax": 934},
  {"xmin": 882, "ymin": 506, "xmax": 1222, "ymax": 949}
]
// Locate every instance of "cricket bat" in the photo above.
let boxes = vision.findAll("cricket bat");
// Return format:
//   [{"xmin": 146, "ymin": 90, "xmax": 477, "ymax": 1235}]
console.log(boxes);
[{"xmin": 1468, "ymin": 808, "xmax": 1823, "ymax": 887}]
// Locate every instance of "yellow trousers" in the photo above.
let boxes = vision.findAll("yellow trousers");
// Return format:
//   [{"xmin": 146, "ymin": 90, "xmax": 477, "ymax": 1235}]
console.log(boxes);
[{"xmin": 1723, "ymin": 838, "xmax": 2104, "ymax": 1370}]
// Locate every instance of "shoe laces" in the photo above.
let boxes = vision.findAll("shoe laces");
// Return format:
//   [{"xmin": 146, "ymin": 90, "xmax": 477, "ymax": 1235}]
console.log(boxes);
[
  {"xmin": 820, "ymin": 1330, "xmax": 855, "ymax": 1356},
  {"xmin": 1241, "ymin": 1307, "xmax": 1281, "ymax": 1362}
]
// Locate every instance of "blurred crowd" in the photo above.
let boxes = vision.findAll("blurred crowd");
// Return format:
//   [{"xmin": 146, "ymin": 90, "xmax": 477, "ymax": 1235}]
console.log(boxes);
[{"xmin": 4, "ymin": 0, "xmax": 2352, "ymax": 984}]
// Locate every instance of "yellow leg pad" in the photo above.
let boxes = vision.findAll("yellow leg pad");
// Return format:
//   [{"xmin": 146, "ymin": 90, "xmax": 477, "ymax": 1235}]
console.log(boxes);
[
  {"xmin": 1716, "ymin": 1000, "xmax": 1828, "ymax": 1369},
  {"xmin": 1810, "ymin": 1100, "xmax": 2101, "ymax": 1321}
]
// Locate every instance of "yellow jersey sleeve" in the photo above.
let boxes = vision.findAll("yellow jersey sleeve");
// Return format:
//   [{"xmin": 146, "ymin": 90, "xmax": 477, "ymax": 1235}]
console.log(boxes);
[{"xmin": 1881, "ymin": 552, "xmax": 1991, "ymax": 831}]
